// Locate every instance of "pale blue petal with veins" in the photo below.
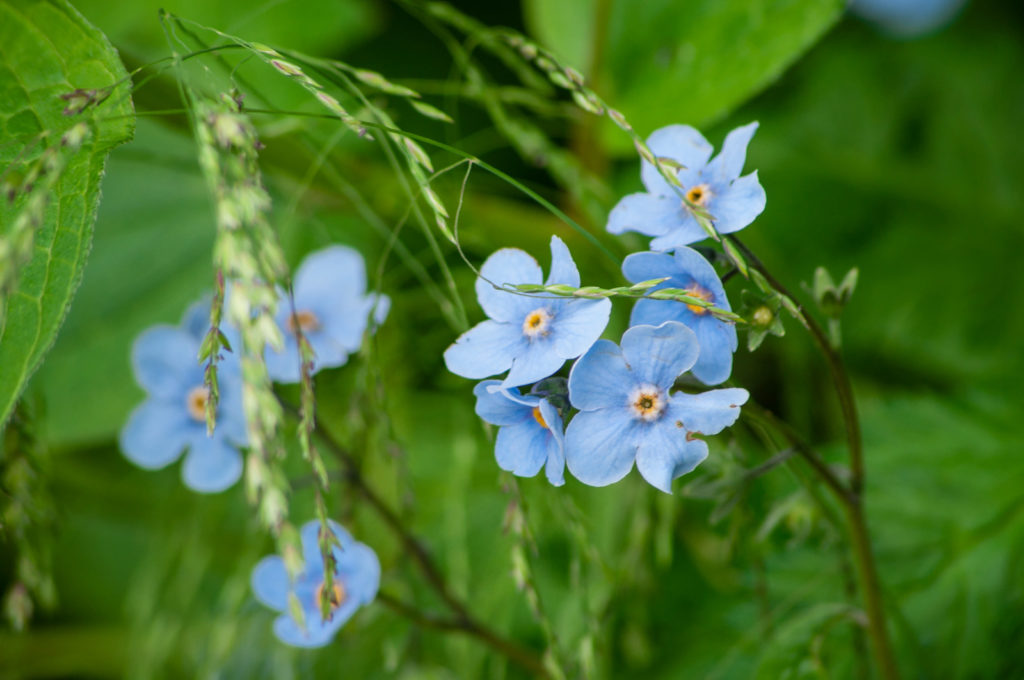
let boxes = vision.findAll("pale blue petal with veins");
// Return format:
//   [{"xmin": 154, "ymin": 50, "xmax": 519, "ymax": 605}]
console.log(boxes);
[
  {"xmin": 566, "ymin": 322, "xmax": 748, "ymax": 493},
  {"xmin": 444, "ymin": 236, "xmax": 611, "ymax": 388}
]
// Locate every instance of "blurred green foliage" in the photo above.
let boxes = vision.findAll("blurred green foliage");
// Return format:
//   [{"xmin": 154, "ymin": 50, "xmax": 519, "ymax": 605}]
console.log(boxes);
[{"xmin": 2, "ymin": 0, "xmax": 1023, "ymax": 678}]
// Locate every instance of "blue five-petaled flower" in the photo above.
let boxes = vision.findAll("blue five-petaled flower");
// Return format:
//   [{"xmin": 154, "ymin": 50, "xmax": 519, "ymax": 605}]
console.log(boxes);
[
  {"xmin": 266, "ymin": 245, "xmax": 390, "ymax": 384},
  {"xmin": 565, "ymin": 322, "xmax": 749, "ymax": 493},
  {"xmin": 606, "ymin": 122, "xmax": 766, "ymax": 251},
  {"xmin": 623, "ymin": 247, "xmax": 738, "ymax": 385},
  {"xmin": 473, "ymin": 380, "xmax": 566, "ymax": 486},
  {"xmin": 444, "ymin": 236, "xmax": 611, "ymax": 388},
  {"xmin": 119, "ymin": 300, "xmax": 247, "ymax": 493},
  {"xmin": 251, "ymin": 519, "xmax": 381, "ymax": 648}
]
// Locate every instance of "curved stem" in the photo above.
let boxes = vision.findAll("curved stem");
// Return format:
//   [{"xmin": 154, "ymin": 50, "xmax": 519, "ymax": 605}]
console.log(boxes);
[
  {"xmin": 727, "ymin": 236, "xmax": 864, "ymax": 492},
  {"xmin": 727, "ymin": 237, "xmax": 898, "ymax": 679},
  {"xmin": 308, "ymin": 414, "xmax": 548, "ymax": 678},
  {"xmin": 377, "ymin": 592, "xmax": 547, "ymax": 675}
]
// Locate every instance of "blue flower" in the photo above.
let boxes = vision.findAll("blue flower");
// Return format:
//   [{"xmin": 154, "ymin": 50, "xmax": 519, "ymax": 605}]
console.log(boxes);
[
  {"xmin": 473, "ymin": 380, "xmax": 565, "ymax": 486},
  {"xmin": 623, "ymin": 248, "xmax": 738, "ymax": 385},
  {"xmin": 565, "ymin": 322, "xmax": 748, "ymax": 493},
  {"xmin": 607, "ymin": 123, "xmax": 766, "ymax": 251},
  {"xmin": 266, "ymin": 246, "xmax": 390, "ymax": 384},
  {"xmin": 251, "ymin": 519, "xmax": 380, "ymax": 648},
  {"xmin": 119, "ymin": 300, "xmax": 247, "ymax": 493},
  {"xmin": 444, "ymin": 236, "xmax": 611, "ymax": 388},
  {"xmin": 851, "ymin": 0, "xmax": 966, "ymax": 37}
]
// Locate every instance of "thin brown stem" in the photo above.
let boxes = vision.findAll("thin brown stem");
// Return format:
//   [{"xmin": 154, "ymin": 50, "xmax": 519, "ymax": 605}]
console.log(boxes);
[
  {"xmin": 304, "ymin": 412, "xmax": 548, "ymax": 677},
  {"xmin": 727, "ymin": 236, "xmax": 864, "ymax": 492},
  {"xmin": 728, "ymin": 236, "xmax": 898, "ymax": 680}
]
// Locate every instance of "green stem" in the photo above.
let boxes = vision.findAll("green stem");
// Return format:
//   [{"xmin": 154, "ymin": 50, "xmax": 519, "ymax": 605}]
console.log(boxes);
[
  {"xmin": 304, "ymin": 412, "xmax": 548, "ymax": 677},
  {"xmin": 727, "ymin": 237, "xmax": 898, "ymax": 679}
]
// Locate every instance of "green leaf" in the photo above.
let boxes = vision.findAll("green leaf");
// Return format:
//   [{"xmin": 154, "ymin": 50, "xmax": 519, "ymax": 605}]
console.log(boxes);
[
  {"xmin": 0, "ymin": 0, "xmax": 134, "ymax": 427},
  {"xmin": 523, "ymin": 0, "xmax": 843, "ymax": 153}
]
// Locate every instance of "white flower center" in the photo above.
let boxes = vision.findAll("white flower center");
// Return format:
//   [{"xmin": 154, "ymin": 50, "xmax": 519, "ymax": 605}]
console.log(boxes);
[
  {"xmin": 522, "ymin": 307, "xmax": 552, "ymax": 339},
  {"xmin": 186, "ymin": 385, "xmax": 210, "ymax": 422},
  {"xmin": 286, "ymin": 309, "xmax": 321, "ymax": 334},
  {"xmin": 628, "ymin": 384, "xmax": 666, "ymax": 422}
]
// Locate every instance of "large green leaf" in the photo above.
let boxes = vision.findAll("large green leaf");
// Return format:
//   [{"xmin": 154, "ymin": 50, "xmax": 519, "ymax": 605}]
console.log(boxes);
[
  {"xmin": 523, "ymin": 0, "xmax": 843, "ymax": 153},
  {"xmin": 0, "ymin": 0, "xmax": 134, "ymax": 427}
]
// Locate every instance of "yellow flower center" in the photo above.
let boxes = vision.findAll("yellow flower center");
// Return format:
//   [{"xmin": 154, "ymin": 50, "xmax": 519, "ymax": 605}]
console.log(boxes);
[
  {"xmin": 629, "ymin": 385, "xmax": 666, "ymax": 422},
  {"xmin": 532, "ymin": 406, "xmax": 548, "ymax": 429},
  {"xmin": 684, "ymin": 283, "xmax": 714, "ymax": 315},
  {"xmin": 286, "ymin": 309, "xmax": 321, "ymax": 334},
  {"xmin": 522, "ymin": 308, "xmax": 552, "ymax": 339},
  {"xmin": 684, "ymin": 183, "xmax": 711, "ymax": 207},
  {"xmin": 186, "ymin": 386, "xmax": 210, "ymax": 422},
  {"xmin": 313, "ymin": 580, "xmax": 347, "ymax": 614}
]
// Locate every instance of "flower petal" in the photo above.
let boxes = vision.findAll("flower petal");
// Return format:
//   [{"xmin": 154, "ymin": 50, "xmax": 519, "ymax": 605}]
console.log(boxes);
[
  {"xmin": 443, "ymin": 320, "xmax": 523, "ymax": 380},
  {"xmin": 667, "ymin": 388, "xmax": 748, "ymax": 435},
  {"xmin": 648, "ymin": 216, "xmax": 709, "ymax": 250},
  {"xmin": 709, "ymin": 172, "xmax": 766, "ymax": 235},
  {"xmin": 181, "ymin": 434, "xmax": 243, "ymax": 493},
  {"xmin": 606, "ymin": 193, "xmax": 682, "ymax": 238},
  {"xmin": 306, "ymin": 330, "xmax": 350, "ymax": 372},
  {"xmin": 635, "ymin": 426, "xmax": 709, "ymax": 493},
  {"xmin": 501, "ymin": 338, "xmax": 567, "ymax": 388},
  {"xmin": 119, "ymin": 400, "xmax": 192, "ymax": 469},
  {"xmin": 474, "ymin": 381, "xmax": 531, "ymax": 426},
  {"xmin": 272, "ymin": 608, "xmax": 349, "ymax": 648},
  {"xmin": 131, "ymin": 326, "xmax": 201, "ymax": 399},
  {"xmin": 495, "ymin": 421, "xmax": 549, "ymax": 478},
  {"xmin": 336, "ymin": 542, "xmax": 381, "ymax": 605},
  {"xmin": 691, "ymin": 319, "xmax": 738, "ymax": 385},
  {"xmin": 620, "ymin": 322, "xmax": 699, "ymax": 388},
  {"xmin": 476, "ymin": 248, "xmax": 543, "ymax": 323},
  {"xmin": 629, "ymin": 297, "xmax": 684, "ymax": 328},
  {"xmin": 265, "ymin": 334, "xmax": 303, "ymax": 384},
  {"xmin": 565, "ymin": 409, "xmax": 640, "ymax": 487},
  {"xmin": 251, "ymin": 555, "xmax": 289, "ymax": 612},
  {"xmin": 705, "ymin": 122, "xmax": 759, "ymax": 184},
  {"xmin": 302, "ymin": 518, "xmax": 354, "ymax": 571},
  {"xmin": 181, "ymin": 297, "xmax": 212, "ymax": 341},
  {"xmin": 294, "ymin": 245, "xmax": 367, "ymax": 302},
  {"xmin": 567, "ymin": 339, "xmax": 633, "ymax": 411},
  {"xmin": 621, "ymin": 251, "xmax": 676, "ymax": 287},
  {"xmin": 550, "ymin": 298, "xmax": 611, "ymax": 360},
  {"xmin": 214, "ymin": 373, "xmax": 249, "ymax": 445},
  {"xmin": 539, "ymin": 399, "xmax": 566, "ymax": 486},
  {"xmin": 641, "ymin": 125, "xmax": 713, "ymax": 196},
  {"xmin": 545, "ymin": 235, "xmax": 581, "ymax": 287}
]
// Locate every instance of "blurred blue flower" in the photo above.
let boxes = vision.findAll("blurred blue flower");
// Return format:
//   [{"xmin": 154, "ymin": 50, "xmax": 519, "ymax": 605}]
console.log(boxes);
[
  {"xmin": 623, "ymin": 248, "xmax": 738, "ymax": 385},
  {"xmin": 607, "ymin": 123, "xmax": 766, "ymax": 251},
  {"xmin": 851, "ymin": 0, "xmax": 967, "ymax": 37},
  {"xmin": 565, "ymin": 322, "xmax": 748, "ymax": 493},
  {"xmin": 267, "ymin": 245, "xmax": 390, "ymax": 384},
  {"xmin": 444, "ymin": 236, "xmax": 611, "ymax": 388},
  {"xmin": 119, "ymin": 299, "xmax": 247, "ymax": 493},
  {"xmin": 251, "ymin": 519, "xmax": 381, "ymax": 648},
  {"xmin": 473, "ymin": 380, "xmax": 565, "ymax": 486}
]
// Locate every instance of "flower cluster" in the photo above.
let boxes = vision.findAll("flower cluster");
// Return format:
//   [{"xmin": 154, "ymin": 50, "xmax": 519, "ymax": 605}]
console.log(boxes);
[
  {"xmin": 119, "ymin": 245, "xmax": 387, "ymax": 492},
  {"xmin": 445, "ymin": 123, "xmax": 763, "ymax": 492},
  {"xmin": 251, "ymin": 519, "xmax": 380, "ymax": 647}
]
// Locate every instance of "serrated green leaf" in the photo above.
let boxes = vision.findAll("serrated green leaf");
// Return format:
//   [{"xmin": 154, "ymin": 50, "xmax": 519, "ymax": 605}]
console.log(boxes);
[
  {"xmin": 0, "ymin": 0, "xmax": 134, "ymax": 428},
  {"xmin": 524, "ymin": 0, "xmax": 843, "ymax": 153}
]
